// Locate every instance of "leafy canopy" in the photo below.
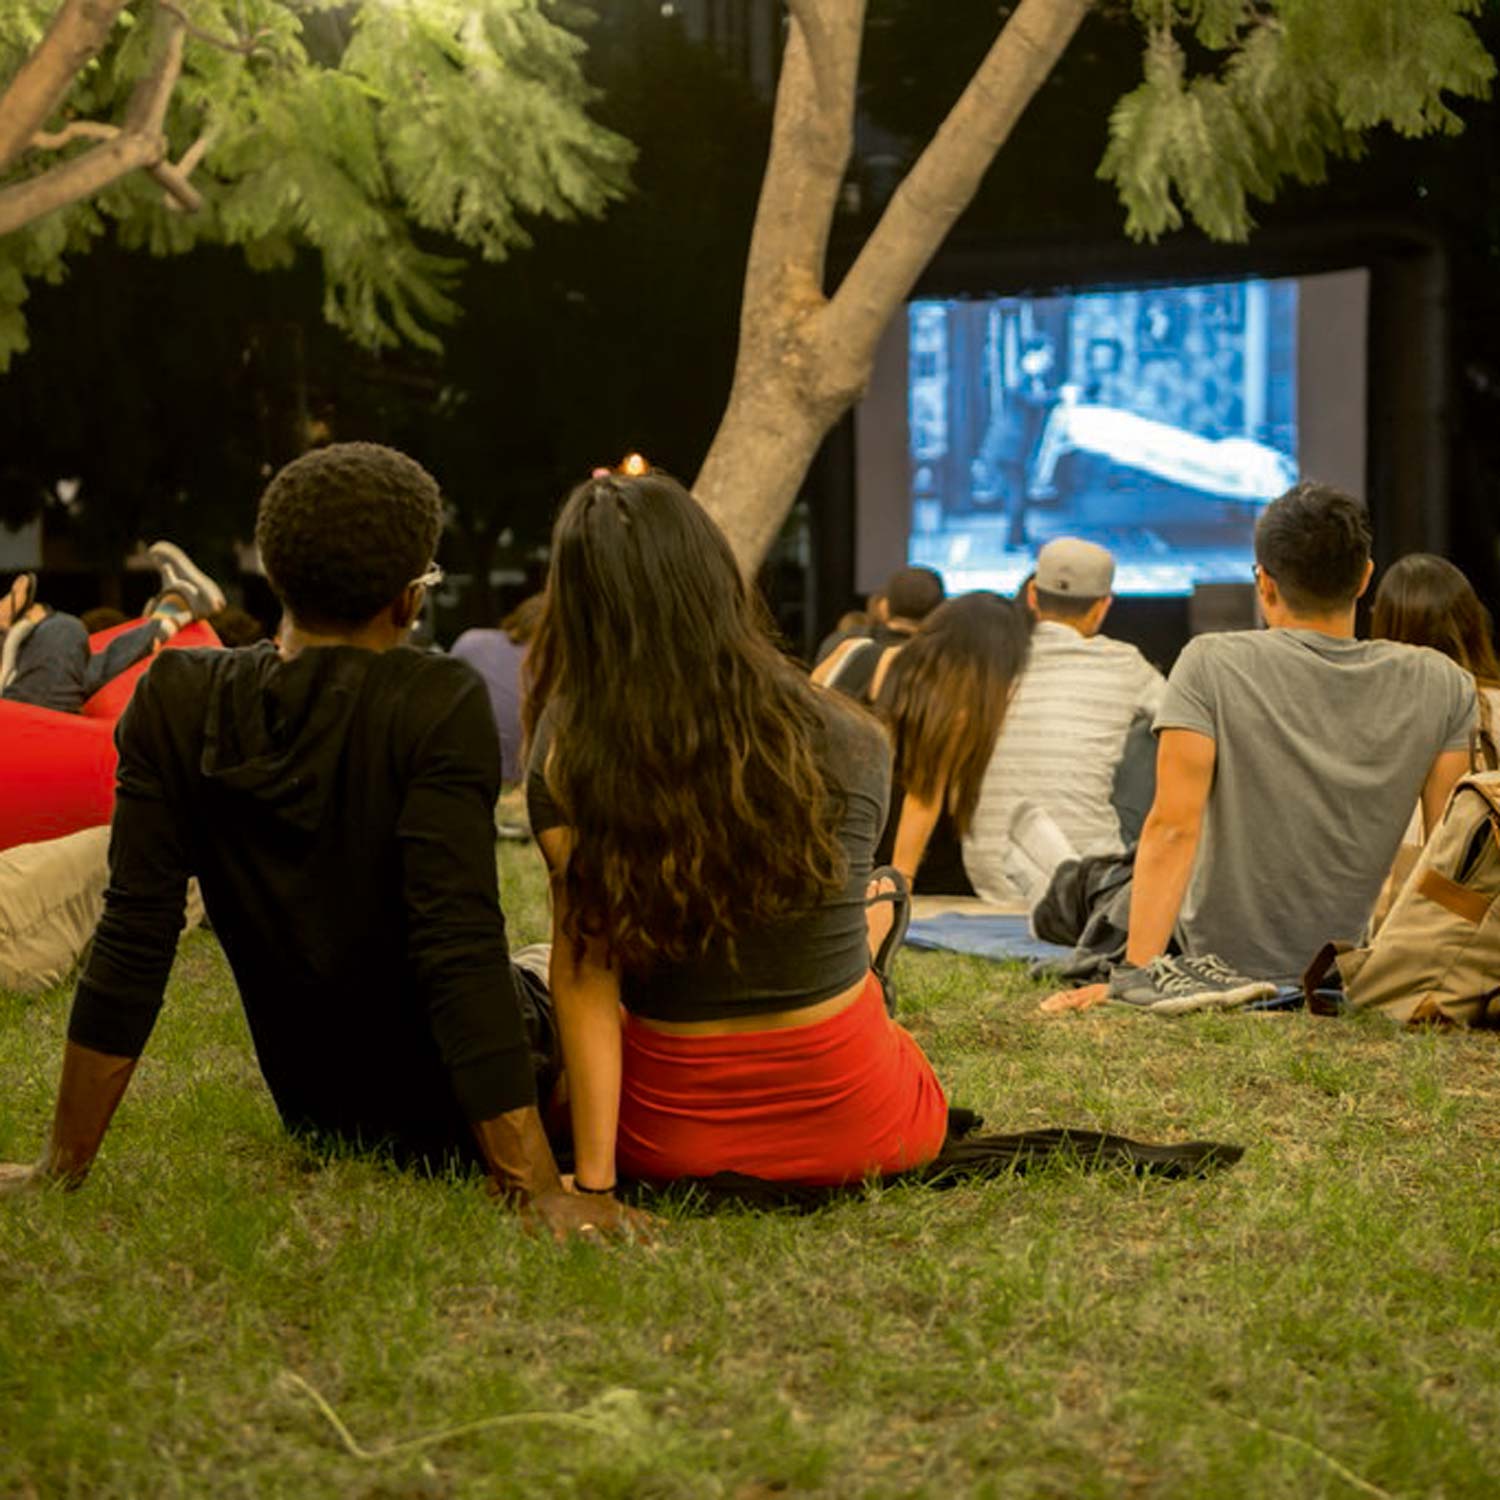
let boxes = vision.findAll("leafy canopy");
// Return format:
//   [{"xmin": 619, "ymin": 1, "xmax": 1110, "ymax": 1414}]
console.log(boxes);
[
  {"xmin": 1102, "ymin": 0, "xmax": 1496, "ymax": 241},
  {"xmin": 0, "ymin": 0, "xmax": 632, "ymax": 368}
]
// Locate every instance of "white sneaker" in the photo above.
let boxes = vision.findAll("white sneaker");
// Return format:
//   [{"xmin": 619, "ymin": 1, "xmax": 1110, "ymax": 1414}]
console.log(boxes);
[{"xmin": 147, "ymin": 541, "xmax": 226, "ymax": 619}]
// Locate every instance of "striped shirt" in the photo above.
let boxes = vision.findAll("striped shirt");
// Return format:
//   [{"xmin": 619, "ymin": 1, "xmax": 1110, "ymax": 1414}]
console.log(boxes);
[{"xmin": 963, "ymin": 621, "xmax": 1166, "ymax": 900}]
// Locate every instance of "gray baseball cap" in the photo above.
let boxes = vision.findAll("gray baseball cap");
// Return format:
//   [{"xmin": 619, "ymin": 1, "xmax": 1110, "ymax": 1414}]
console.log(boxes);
[{"xmin": 1035, "ymin": 537, "xmax": 1116, "ymax": 599}]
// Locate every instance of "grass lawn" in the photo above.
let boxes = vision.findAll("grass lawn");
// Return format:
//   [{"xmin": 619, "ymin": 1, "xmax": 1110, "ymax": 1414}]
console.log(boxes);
[{"xmin": 4, "ymin": 842, "xmax": 1500, "ymax": 1498}]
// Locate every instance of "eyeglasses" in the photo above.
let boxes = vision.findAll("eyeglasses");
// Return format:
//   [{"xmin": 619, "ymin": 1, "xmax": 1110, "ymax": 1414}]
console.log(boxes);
[{"xmin": 409, "ymin": 563, "xmax": 444, "ymax": 591}]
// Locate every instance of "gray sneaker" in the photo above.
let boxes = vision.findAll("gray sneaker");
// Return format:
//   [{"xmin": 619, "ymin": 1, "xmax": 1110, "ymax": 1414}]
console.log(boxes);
[
  {"xmin": 147, "ymin": 541, "xmax": 226, "ymax": 620},
  {"xmin": 1107, "ymin": 955, "xmax": 1277, "ymax": 1015}
]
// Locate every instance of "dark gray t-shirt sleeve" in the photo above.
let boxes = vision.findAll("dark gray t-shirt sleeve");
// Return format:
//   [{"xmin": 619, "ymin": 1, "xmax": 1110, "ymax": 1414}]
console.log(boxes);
[{"xmin": 1153, "ymin": 637, "xmax": 1218, "ymax": 739}]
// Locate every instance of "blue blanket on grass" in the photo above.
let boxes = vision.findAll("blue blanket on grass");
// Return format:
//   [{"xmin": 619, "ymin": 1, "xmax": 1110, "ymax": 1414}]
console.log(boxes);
[
  {"xmin": 904, "ymin": 913, "xmax": 1073, "ymax": 967},
  {"xmin": 902, "ymin": 916, "xmax": 1339, "ymax": 1013}
]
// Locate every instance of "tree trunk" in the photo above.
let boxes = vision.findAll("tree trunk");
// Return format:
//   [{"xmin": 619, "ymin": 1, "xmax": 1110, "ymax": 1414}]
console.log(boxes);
[
  {"xmin": 695, "ymin": 0, "xmax": 1091, "ymax": 576},
  {"xmin": 696, "ymin": 376, "xmax": 835, "ymax": 569},
  {"xmin": 0, "ymin": 0, "xmax": 130, "ymax": 173}
]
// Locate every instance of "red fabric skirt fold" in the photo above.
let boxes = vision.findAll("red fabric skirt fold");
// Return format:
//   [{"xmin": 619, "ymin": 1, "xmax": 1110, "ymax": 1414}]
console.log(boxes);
[{"xmin": 617, "ymin": 974, "xmax": 949, "ymax": 1187}]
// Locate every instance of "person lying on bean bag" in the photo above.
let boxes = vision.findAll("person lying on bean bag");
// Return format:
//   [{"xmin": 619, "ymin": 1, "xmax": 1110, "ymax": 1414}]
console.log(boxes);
[{"xmin": 0, "ymin": 543, "xmax": 224, "ymax": 714}]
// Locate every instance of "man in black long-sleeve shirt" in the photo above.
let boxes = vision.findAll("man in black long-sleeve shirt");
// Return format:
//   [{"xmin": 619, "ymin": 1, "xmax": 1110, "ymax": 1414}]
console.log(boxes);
[{"xmin": 1, "ymin": 443, "xmax": 644, "ymax": 1241}]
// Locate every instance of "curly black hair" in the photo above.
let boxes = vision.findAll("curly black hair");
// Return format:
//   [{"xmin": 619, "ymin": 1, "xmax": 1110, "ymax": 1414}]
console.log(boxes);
[{"xmin": 254, "ymin": 443, "xmax": 443, "ymax": 628}]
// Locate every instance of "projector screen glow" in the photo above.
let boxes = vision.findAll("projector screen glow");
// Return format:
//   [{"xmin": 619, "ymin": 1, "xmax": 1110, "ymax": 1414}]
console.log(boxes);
[{"xmin": 903, "ymin": 279, "xmax": 1300, "ymax": 596}]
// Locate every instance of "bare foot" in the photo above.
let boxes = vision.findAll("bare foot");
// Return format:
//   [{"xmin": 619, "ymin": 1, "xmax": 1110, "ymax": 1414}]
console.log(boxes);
[{"xmin": 1038, "ymin": 982, "xmax": 1110, "ymax": 1015}]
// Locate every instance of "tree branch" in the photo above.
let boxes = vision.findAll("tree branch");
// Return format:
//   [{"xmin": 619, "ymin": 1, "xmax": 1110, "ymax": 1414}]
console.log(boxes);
[
  {"xmin": 0, "ymin": 8, "xmax": 192, "ymax": 237},
  {"xmin": 148, "ymin": 158, "xmax": 202, "ymax": 212},
  {"xmin": 29, "ymin": 121, "xmax": 120, "ymax": 151},
  {"xmin": 176, "ymin": 127, "xmax": 215, "ymax": 178},
  {"xmin": 124, "ymin": 10, "xmax": 188, "ymax": 139},
  {"xmin": 822, "ymin": 0, "xmax": 1090, "ymax": 382},
  {"xmin": 0, "ymin": 131, "xmax": 156, "ymax": 235},
  {"xmin": 0, "ymin": 0, "xmax": 131, "ymax": 173},
  {"xmin": 733, "ymin": 0, "xmax": 866, "ymax": 334},
  {"xmin": 784, "ymin": 0, "xmax": 837, "ymax": 113},
  {"xmin": 157, "ymin": 0, "xmax": 273, "ymax": 56}
]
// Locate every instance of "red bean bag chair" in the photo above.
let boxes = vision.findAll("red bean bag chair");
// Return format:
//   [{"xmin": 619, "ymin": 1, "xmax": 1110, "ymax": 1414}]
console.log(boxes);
[{"xmin": 0, "ymin": 619, "xmax": 221, "ymax": 853}]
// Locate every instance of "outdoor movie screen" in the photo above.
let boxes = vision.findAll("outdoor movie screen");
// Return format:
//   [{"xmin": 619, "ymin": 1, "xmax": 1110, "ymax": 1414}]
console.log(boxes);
[{"xmin": 904, "ymin": 278, "xmax": 1300, "ymax": 597}]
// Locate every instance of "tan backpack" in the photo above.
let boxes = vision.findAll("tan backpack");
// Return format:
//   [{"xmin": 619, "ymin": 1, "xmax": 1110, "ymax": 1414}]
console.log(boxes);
[{"xmin": 1303, "ymin": 770, "xmax": 1500, "ymax": 1026}]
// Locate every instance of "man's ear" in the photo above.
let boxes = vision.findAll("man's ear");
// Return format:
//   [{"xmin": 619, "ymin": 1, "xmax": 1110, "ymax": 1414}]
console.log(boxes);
[
  {"xmin": 1355, "ymin": 556, "xmax": 1376, "ymax": 601},
  {"xmin": 1090, "ymin": 594, "xmax": 1114, "ymax": 631},
  {"xmin": 390, "ymin": 585, "xmax": 423, "ymax": 632},
  {"xmin": 1255, "ymin": 566, "xmax": 1279, "ymax": 613},
  {"xmin": 1024, "ymin": 580, "xmax": 1039, "ymax": 616}
]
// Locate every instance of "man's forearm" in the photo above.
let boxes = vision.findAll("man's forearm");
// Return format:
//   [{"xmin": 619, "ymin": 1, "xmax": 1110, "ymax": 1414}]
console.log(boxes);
[
  {"xmin": 39, "ymin": 1042, "xmax": 140, "ymax": 1186},
  {"xmin": 1124, "ymin": 817, "xmax": 1201, "ymax": 966},
  {"xmin": 471, "ymin": 1105, "xmax": 565, "ymax": 1204}
]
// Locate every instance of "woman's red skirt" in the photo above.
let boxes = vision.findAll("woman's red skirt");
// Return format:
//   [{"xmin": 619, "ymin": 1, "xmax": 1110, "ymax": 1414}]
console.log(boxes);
[{"xmin": 617, "ymin": 973, "xmax": 949, "ymax": 1187}]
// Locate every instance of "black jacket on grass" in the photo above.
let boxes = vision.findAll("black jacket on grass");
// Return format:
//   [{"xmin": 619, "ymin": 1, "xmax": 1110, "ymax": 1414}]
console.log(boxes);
[{"xmin": 67, "ymin": 644, "xmax": 536, "ymax": 1166}]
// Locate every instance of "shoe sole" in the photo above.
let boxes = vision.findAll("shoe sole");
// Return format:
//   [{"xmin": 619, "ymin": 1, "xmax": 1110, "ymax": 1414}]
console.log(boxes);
[
  {"xmin": 1145, "ymin": 981, "xmax": 1279, "ymax": 1016},
  {"xmin": 148, "ymin": 541, "xmax": 226, "ymax": 615}
]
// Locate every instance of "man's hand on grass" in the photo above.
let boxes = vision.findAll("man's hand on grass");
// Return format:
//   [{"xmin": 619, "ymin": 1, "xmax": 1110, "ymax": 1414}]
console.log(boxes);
[
  {"xmin": 523, "ymin": 1187, "xmax": 661, "ymax": 1246},
  {"xmin": 0, "ymin": 1163, "xmax": 43, "ymax": 1197},
  {"xmin": 1038, "ymin": 982, "xmax": 1111, "ymax": 1015}
]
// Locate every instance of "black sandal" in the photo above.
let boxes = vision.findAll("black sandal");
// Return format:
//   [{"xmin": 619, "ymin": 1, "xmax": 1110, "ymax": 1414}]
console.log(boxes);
[{"xmin": 867, "ymin": 864, "xmax": 912, "ymax": 1017}]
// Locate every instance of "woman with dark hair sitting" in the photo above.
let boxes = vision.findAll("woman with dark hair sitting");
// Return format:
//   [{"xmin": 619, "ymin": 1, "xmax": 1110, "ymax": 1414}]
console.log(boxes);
[
  {"xmin": 1367, "ymin": 554, "xmax": 1500, "ymax": 924},
  {"xmin": 524, "ymin": 472, "xmax": 947, "ymax": 1193},
  {"xmin": 873, "ymin": 592, "xmax": 1032, "ymax": 897},
  {"xmin": 1371, "ymin": 553, "xmax": 1500, "ymax": 754}
]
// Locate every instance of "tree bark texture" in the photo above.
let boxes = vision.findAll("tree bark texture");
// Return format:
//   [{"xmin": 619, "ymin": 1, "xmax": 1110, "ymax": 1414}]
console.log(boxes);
[
  {"xmin": 0, "ymin": 0, "xmax": 130, "ymax": 173},
  {"xmin": 695, "ymin": 0, "xmax": 1091, "ymax": 574}
]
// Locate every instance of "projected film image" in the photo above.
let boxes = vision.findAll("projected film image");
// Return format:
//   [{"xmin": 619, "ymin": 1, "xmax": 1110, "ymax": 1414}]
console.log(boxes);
[{"xmin": 905, "ymin": 279, "xmax": 1299, "ymax": 595}]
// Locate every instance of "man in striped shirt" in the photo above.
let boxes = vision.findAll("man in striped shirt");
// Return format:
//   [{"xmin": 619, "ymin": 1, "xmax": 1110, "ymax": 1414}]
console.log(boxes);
[{"xmin": 964, "ymin": 538, "xmax": 1165, "ymax": 902}]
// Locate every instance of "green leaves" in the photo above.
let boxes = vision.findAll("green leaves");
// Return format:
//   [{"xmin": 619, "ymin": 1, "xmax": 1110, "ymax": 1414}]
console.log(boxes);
[
  {"xmin": 1103, "ymin": 0, "xmax": 1495, "ymax": 241},
  {"xmin": 0, "ymin": 0, "xmax": 633, "ymax": 367}
]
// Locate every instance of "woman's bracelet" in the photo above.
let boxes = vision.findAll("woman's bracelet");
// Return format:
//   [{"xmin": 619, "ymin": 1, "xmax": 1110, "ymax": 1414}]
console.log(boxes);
[{"xmin": 572, "ymin": 1178, "xmax": 616, "ymax": 1196}]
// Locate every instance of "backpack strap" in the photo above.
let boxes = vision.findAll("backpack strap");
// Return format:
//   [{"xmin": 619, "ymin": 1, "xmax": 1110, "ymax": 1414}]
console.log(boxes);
[
  {"xmin": 1301, "ymin": 941, "xmax": 1352, "ymax": 1015},
  {"xmin": 1470, "ymin": 689, "xmax": 1499, "ymax": 773}
]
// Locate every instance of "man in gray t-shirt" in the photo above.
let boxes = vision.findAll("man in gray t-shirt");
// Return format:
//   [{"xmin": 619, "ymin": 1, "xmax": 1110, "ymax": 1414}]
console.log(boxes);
[
  {"xmin": 1052, "ymin": 483, "xmax": 1476, "ymax": 1013},
  {"xmin": 1154, "ymin": 627, "xmax": 1473, "ymax": 982}
]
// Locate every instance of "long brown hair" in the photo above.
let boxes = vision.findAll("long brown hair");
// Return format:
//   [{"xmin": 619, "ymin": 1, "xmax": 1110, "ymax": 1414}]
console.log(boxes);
[
  {"xmin": 1371, "ymin": 553, "xmax": 1500, "ymax": 686},
  {"xmin": 877, "ymin": 592, "xmax": 1030, "ymax": 836},
  {"xmin": 524, "ymin": 473, "xmax": 850, "ymax": 969}
]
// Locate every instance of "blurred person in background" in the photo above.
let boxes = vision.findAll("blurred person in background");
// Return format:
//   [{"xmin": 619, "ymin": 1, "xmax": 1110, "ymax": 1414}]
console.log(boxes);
[
  {"xmin": 873, "ymin": 592, "xmax": 1031, "ymax": 896},
  {"xmin": 813, "ymin": 565, "xmax": 945, "ymax": 703},
  {"xmin": 451, "ymin": 594, "xmax": 545, "ymax": 787}
]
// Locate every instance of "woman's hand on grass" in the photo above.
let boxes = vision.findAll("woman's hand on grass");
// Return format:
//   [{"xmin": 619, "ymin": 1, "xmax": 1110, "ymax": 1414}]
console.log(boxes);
[{"xmin": 523, "ymin": 1187, "xmax": 661, "ymax": 1245}]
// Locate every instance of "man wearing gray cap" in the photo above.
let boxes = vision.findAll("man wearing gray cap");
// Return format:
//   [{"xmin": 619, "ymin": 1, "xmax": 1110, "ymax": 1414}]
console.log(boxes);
[{"xmin": 964, "ymin": 537, "xmax": 1165, "ymax": 902}]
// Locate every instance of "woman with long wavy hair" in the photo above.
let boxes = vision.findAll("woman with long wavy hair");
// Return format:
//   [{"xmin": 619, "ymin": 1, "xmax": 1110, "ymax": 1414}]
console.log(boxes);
[
  {"xmin": 523, "ymin": 472, "xmax": 947, "ymax": 1194},
  {"xmin": 873, "ymin": 592, "xmax": 1032, "ymax": 895}
]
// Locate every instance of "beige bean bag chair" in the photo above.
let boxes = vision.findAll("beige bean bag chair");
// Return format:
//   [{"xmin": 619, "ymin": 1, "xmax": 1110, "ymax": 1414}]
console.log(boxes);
[{"xmin": 0, "ymin": 827, "xmax": 202, "ymax": 994}]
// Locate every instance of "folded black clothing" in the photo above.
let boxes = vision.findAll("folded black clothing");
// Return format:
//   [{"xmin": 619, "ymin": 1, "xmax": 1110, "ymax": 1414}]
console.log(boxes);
[{"xmin": 617, "ymin": 1119, "xmax": 1244, "ymax": 1213}]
